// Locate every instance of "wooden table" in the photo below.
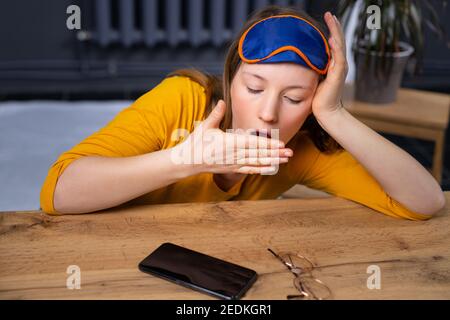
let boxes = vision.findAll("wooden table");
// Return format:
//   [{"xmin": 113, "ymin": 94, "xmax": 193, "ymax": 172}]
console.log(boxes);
[
  {"xmin": 1, "ymin": 193, "xmax": 449, "ymax": 300},
  {"xmin": 343, "ymin": 86, "xmax": 450, "ymax": 183}
]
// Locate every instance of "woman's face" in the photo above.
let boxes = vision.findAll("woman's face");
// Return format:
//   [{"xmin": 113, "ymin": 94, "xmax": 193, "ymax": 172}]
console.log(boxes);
[{"xmin": 230, "ymin": 62, "xmax": 319, "ymax": 144}]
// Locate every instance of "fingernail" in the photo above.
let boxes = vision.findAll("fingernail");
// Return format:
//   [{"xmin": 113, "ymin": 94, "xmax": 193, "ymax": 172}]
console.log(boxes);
[
  {"xmin": 284, "ymin": 150, "xmax": 293, "ymax": 157},
  {"xmin": 333, "ymin": 15, "xmax": 339, "ymax": 23}
]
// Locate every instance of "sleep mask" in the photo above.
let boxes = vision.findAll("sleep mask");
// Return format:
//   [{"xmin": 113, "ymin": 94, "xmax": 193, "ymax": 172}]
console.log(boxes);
[{"xmin": 238, "ymin": 14, "xmax": 331, "ymax": 75}]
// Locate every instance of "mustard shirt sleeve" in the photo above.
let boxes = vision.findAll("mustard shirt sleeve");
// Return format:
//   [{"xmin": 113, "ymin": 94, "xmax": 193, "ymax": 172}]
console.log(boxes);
[
  {"xmin": 299, "ymin": 137, "xmax": 432, "ymax": 221},
  {"xmin": 40, "ymin": 75, "xmax": 204, "ymax": 215}
]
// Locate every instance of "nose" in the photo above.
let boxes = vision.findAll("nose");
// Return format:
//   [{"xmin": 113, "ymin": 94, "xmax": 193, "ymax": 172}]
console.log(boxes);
[{"xmin": 258, "ymin": 96, "xmax": 279, "ymax": 123}]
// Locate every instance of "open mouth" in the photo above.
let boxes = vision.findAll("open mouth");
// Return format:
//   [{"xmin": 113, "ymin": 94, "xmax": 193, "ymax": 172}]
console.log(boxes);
[{"xmin": 250, "ymin": 129, "xmax": 272, "ymax": 139}]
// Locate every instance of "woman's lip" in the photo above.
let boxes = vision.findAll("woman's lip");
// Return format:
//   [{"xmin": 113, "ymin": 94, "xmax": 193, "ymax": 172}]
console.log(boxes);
[{"xmin": 251, "ymin": 130, "xmax": 272, "ymax": 139}]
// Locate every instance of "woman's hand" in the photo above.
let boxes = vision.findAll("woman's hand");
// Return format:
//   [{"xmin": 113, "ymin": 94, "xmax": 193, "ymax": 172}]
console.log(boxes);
[
  {"xmin": 311, "ymin": 12, "xmax": 349, "ymax": 122},
  {"xmin": 172, "ymin": 100, "xmax": 293, "ymax": 175}
]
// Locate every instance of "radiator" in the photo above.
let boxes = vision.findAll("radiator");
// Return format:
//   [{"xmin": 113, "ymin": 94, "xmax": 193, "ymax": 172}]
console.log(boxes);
[{"xmin": 90, "ymin": 0, "xmax": 307, "ymax": 48}]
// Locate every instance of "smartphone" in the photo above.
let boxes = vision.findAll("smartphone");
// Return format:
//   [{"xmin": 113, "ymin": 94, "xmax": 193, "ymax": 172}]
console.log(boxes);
[{"xmin": 138, "ymin": 242, "xmax": 258, "ymax": 300}]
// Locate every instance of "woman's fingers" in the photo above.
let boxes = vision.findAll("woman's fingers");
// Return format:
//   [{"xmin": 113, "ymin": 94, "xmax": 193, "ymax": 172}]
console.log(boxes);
[
  {"xmin": 324, "ymin": 12, "xmax": 339, "ymax": 41},
  {"xmin": 325, "ymin": 12, "xmax": 345, "ymax": 49},
  {"xmin": 236, "ymin": 157, "xmax": 289, "ymax": 165},
  {"xmin": 333, "ymin": 15, "xmax": 346, "ymax": 48},
  {"xmin": 237, "ymin": 147, "xmax": 293, "ymax": 158},
  {"xmin": 334, "ymin": 15, "xmax": 347, "ymax": 49},
  {"xmin": 225, "ymin": 134, "xmax": 292, "ymax": 164},
  {"xmin": 235, "ymin": 166, "xmax": 279, "ymax": 175},
  {"xmin": 203, "ymin": 99, "xmax": 226, "ymax": 129},
  {"xmin": 329, "ymin": 38, "xmax": 347, "ymax": 73},
  {"xmin": 197, "ymin": 128, "xmax": 291, "ymax": 175},
  {"xmin": 324, "ymin": 12, "xmax": 348, "ymax": 80},
  {"xmin": 229, "ymin": 132, "xmax": 285, "ymax": 149}
]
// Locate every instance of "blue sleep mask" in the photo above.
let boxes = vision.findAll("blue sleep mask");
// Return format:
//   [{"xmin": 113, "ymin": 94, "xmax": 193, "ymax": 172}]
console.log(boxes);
[{"xmin": 238, "ymin": 14, "xmax": 331, "ymax": 74}]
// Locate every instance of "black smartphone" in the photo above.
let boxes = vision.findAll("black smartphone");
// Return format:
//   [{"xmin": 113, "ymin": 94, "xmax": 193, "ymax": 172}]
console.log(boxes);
[{"xmin": 138, "ymin": 242, "xmax": 258, "ymax": 300}]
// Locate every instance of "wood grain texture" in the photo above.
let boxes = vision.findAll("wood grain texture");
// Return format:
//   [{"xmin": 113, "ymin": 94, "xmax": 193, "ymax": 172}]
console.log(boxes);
[{"xmin": 1, "ymin": 193, "xmax": 449, "ymax": 300}]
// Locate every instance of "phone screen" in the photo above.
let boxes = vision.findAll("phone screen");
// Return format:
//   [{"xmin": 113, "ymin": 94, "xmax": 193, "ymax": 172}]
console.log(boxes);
[{"xmin": 138, "ymin": 242, "xmax": 258, "ymax": 300}]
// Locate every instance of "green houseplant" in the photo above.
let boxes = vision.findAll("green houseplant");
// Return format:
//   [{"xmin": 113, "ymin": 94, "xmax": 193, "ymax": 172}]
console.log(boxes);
[{"xmin": 338, "ymin": 0, "xmax": 448, "ymax": 104}]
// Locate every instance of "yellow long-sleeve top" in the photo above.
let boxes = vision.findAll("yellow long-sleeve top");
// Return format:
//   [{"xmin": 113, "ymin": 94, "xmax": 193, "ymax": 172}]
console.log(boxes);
[{"xmin": 40, "ymin": 75, "xmax": 431, "ymax": 220}]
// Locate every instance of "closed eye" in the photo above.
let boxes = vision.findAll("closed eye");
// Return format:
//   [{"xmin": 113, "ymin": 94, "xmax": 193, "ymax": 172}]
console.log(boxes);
[
  {"xmin": 247, "ymin": 87, "xmax": 263, "ymax": 94},
  {"xmin": 286, "ymin": 97, "xmax": 301, "ymax": 104},
  {"xmin": 247, "ymin": 87, "xmax": 302, "ymax": 104}
]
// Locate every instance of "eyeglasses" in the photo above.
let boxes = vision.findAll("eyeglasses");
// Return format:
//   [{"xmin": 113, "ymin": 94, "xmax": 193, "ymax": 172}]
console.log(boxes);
[{"xmin": 268, "ymin": 248, "xmax": 332, "ymax": 300}]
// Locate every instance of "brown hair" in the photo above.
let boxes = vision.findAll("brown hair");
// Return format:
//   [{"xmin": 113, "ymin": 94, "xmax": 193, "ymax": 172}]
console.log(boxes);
[{"xmin": 167, "ymin": 5, "xmax": 342, "ymax": 154}]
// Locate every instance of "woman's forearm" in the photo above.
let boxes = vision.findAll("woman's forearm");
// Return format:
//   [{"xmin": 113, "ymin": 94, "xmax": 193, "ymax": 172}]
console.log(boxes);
[
  {"xmin": 53, "ymin": 147, "xmax": 194, "ymax": 214},
  {"xmin": 316, "ymin": 107, "xmax": 446, "ymax": 216}
]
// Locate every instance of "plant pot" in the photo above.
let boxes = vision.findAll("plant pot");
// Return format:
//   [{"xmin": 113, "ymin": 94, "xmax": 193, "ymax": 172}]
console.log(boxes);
[{"xmin": 353, "ymin": 42, "xmax": 414, "ymax": 104}]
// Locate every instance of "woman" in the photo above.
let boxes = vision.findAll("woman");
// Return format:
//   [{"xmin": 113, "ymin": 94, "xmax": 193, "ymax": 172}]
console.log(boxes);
[{"xmin": 40, "ymin": 5, "xmax": 445, "ymax": 219}]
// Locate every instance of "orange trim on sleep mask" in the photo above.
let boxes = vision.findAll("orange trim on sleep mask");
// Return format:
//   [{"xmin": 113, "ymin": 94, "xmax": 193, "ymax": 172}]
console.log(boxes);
[{"xmin": 238, "ymin": 14, "xmax": 331, "ymax": 75}]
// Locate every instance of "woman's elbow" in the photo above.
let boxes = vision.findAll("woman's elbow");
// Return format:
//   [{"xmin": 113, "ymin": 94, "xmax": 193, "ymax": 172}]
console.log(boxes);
[
  {"xmin": 53, "ymin": 182, "xmax": 74, "ymax": 214},
  {"xmin": 418, "ymin": 191, "xmax": 446, "ymax": 218},
  {"xmin": 53, "ymin": 179, "xmax": 91, "ymax": 214},
  {"xmin": 432, "ymin": 191, "xmax": 446, "ymax": 214}
]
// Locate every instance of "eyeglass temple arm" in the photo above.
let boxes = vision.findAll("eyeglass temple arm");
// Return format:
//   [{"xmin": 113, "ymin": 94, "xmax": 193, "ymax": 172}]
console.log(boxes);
[
  {"xmin": 267, "ymin": 248, "xmax": 281, "ymax": 260},
  {"xmin": 267, "ymin": 248, "xmax": 292, "ymax": 270}
]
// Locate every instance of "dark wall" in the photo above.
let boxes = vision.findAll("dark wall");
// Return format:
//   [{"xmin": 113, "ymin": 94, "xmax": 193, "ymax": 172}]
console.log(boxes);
[
  {"xmin": 402, "ymin": 15, "xmax": 450, "ymax": 93},
  {"xmin": 0, "ymin": 0, "xmax": 449, "ymax": 100},
  {"xmin": 0, "ymin": 0, "xmax": 228, "ymax": 98},
  {"xmin": 0, "ymin": 0, "xmax": 79, "ymax": 60}
]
